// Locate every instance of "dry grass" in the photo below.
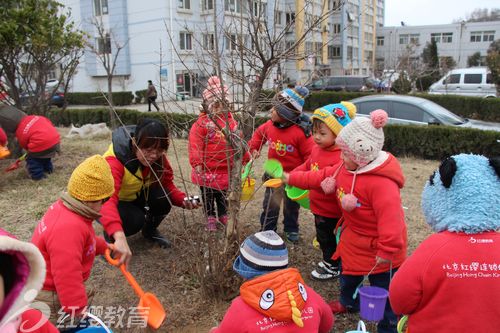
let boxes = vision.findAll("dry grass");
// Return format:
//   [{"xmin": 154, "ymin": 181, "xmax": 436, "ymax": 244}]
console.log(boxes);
[{"xmin": 0, "ymin": 128, "xmax": 439, "ymax": 333}]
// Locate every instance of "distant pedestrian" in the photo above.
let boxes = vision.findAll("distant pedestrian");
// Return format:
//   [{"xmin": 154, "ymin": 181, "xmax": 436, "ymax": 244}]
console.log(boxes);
[{"xmin": 146, "ymin": 80, "xmax": 160, "ymax": 111}]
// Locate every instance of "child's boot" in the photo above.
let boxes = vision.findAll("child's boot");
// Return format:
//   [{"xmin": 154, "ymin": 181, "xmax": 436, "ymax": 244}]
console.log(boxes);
[
  {"xmin": 219, "ymin": 215, "xmax": 228, "ymax": 226},
  {"xmin": 311, "ymin": 260, "xmax": 340, "ymax": 280},
  {"xmin": 207, "ymin": 216, "xmax": 217, "ymax": 232}
]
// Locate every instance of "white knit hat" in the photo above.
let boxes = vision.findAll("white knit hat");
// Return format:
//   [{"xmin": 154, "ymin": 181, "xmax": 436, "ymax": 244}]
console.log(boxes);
[{"xmin": 336, "ymin": 109, "xmax": 388, "ymax": 167}]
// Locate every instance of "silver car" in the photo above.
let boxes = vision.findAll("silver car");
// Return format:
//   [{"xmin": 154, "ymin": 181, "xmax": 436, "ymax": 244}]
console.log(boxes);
[{"xmin": 349, "ymin": 95, "xmax": 500, "ymax": 132}]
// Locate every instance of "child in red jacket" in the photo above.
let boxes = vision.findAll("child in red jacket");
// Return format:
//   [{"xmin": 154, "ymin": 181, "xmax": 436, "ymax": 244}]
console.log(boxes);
[
  {"xmin": 248, "ymin": 86, "xmax": 314, "ymax": 243},
  {"xmin": 32, "ymin": 155, "xmax": 117, "ymax": 331},
  {"xmin": 0, "ymin": 126, "xmax": 10, "ymax": 159},
  {"xmin": 285, "ymin": 110, "xmax": 407, "ymax": 333},
  {"xmin": 291, "ymin": 102, "xmax": 355, "ymax": 280},
  {"xmin": 189, "ymin": 76, "xmax": 248, "ymax": 231},
  {"xmin": 0, "ymin": 105, "xmax": 60, "ymax": 180},
  {"xmin": 0, "ymin": 228, "xmax": 58, "ymax": 333},
  {"xmin": 210, "ymin": 230, "xmax": 334, "ymax": 333}
]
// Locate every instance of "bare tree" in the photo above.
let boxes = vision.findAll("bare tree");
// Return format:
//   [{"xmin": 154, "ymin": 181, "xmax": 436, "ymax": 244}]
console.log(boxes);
[{"xmin": 86, "ymin": 16, "xmax": 129, "ymax": 127}]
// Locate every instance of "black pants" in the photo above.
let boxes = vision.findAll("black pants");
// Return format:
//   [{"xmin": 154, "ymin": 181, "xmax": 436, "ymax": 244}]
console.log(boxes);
[
  {"xmin": 314, "ymin": 214, "xmax": 340, "ymax": 266},
  {"xmin": 118, "ymin": 185, "xmax": 172, "ymax": 236},
  {"xmin": 200, "ymin": 186, "xmax": 227, "ymax": 217},
  {"xmin": 147, "ymin": 96, "xmax": 159, "ymax": 111}
]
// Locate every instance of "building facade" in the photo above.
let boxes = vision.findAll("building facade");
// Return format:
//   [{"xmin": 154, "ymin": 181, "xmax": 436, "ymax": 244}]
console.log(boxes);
[
  {"xmin": 59, "ymin": 0, "xmax": 384, "ymax": 97},
  {"xmin": 376, "ymin": 20, "xmax": 500, "ymax": 72}
]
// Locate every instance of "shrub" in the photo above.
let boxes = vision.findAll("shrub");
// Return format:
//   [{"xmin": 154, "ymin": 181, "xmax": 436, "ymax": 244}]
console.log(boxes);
[
  {"xmin": 415, "ymin": 74, "xmax": 438, "ymax": 92},
  {"xmin": 135, "ymin": 89, "xmax": 147, "ymax": 104},
  {"xmin": 48, "ymin": 109, "xmax": 500, "ymax": 159},
  {"xmin": 66, "ymin": 92, "xmax": 134, "ymax": 106},
  {"xmin": 392, "ymin": 76, "xmax": 412, "ymax": 94}
]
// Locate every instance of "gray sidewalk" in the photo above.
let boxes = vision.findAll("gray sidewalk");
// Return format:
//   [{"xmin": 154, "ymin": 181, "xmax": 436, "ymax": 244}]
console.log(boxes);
[{"xmin": 68, "ymin": 97, "xmax": 203, "ymax": 114}]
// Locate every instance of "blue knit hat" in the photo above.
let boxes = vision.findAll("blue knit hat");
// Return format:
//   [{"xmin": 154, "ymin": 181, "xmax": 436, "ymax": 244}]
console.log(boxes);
[
  {"xmin": 233, "ymin": 231, "xmax": 289, "ymax": 279},
  {"xmin": 273, "ymin": 86, "xmax": 310, "ymax": 122}
]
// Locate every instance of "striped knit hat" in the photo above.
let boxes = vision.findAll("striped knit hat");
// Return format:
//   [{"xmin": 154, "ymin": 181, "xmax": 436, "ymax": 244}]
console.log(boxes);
[
  {"xmin": 311, "ymin": 103, "xmax": 356, "ymax": 136},
  {"xmin": 273, "ymin": 86, "xmax": 309, "ymax": 122},
  {"xmin": 233, "ymin": 231, "xmax": 288, "ymax": 279}
]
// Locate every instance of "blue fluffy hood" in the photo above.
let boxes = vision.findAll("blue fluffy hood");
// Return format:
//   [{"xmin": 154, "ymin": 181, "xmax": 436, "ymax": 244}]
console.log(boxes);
[{"xmin": 422, "ymin": 154, "xmax": 500, "ymax": 234}]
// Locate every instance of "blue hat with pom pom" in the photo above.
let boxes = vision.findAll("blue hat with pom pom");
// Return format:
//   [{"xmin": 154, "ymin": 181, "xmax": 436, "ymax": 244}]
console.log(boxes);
[{"xmin": 273, "ymin": 86, "xmax": 309, "ymax": 121}]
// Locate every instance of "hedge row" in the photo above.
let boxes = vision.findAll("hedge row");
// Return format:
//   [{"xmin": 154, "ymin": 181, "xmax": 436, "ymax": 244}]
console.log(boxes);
[
  {"xmin": 48, "ymin": 108, "xmax": 500, "ymax": 158},
  {"xmin": 66, "ymin": 92, "xmax": 134, "ymax": 106},
  {"xmin": 261, "ymin": 90, "xmax": 500, "ymax": 122}
]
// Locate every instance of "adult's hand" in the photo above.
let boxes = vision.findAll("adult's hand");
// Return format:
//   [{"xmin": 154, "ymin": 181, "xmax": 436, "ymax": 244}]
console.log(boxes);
[{"xmin": 112, "ymin": 231, "xmax": 132, "ymax": 268}]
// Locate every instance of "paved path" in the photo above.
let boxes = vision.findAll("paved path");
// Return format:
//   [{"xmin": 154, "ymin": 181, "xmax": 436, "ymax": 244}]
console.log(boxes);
[{"xmin": 68, "ymin": 98, "xmax": 203, "ymax": 114}]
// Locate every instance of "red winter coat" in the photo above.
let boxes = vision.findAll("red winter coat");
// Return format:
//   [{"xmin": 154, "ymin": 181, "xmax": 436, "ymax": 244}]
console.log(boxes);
[
  {"xmin": 15, "ymin": 115, "xmax": 60, "ymax": 153},
  {"xmin": 211, "ymin": 268, "xmax": 334, "ymax": 333},
  {"xmin": 289, "ymin": 152, "xmax": 407, "ymax": 275},
  {"xmin": 189, "ymin": 112, "xmax": 249, "ymax": 190},
  {"xmin": 0, "ymin": 126, "xmax": 7, "ymax": 146},
  {"xmin": 31, "ymin": 200, "xmax": 108, "ymax": 315},
  {"xmin": 292, "ymin": 145, "xmax": 342, "ymax": 218},
  {"xmin": 249, "ymin": 120, "xmax": 313, "ymax": 172},
  {"xmin": 390, "ymin": 231, "xmax": 500, "ymax": 333}
]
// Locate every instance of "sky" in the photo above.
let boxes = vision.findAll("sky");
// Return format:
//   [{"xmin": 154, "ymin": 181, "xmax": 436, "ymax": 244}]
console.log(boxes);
[{"xmin": 384, "ymin": 0, "xmax": 499, "ymax": 26}]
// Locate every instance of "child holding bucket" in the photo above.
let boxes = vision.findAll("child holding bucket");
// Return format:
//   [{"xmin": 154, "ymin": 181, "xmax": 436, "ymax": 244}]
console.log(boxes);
[
  {"xmin": 284, "ymin": 110, "xmax": 407, "ymax": 333},
  {"xmin": 248, "ymin": 86, "xmax": 314, "ymax": 243},
  {"xmin": 31, "ymin": 155, "xmax": 122, "ymax": 331},
  {"xmin": 189, "ymin": 76, "xmax": 250, "ymax": 231},
  {"xmin": 288, "ymin": 102, "xmax": 355, "ymax": 280}
]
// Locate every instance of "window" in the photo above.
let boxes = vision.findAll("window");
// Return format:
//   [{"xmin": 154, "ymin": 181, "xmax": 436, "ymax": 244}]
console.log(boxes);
[
  {"xmin": 178, "ymin": 0, "xmax": 190, "ymax": 9},
  {"xmin": 202, "ymin": 0, "xmax": 214, "ymax": 10},
  {"xmin": 328, "ymin": 46, "xmax": 341, "ymax": 59},
  {"xmin": 275, "ymin": 11, "xmax": 282, "ymax": 25},
  {"xmin": 225, "ymin": 0, "xmax": 242, "ymax": 13},
  {"xmin": 431, "ymin": 32, "xmax": 452, "ymax": 43},
  {"xmin": 409, "ymin": 34, "xmax": 419, "ymax": 44},
  {"xmin": 286, "ymin": 12, "xmax": 295, "ymax": 25},
  {"xmin": 94, "ymin": 0, "xmax": 108, "ymax": 16},
  {"xmin": 399, "ymin": 34, "xmax": 409, "ymax": 44},
  {"xmin": 225, "ymin": 34, "xmax": 238, "ymax": 51},
  {"xmin": 253, "ymin": 1, "xmax": 267, "ymax": 16},
  {"xmin": 357, "ymin": 101, "xmax": 390, "ymax": 115},
  {"xmin": 445, "ymin": 74, "xmax": 460, "ymax": 84},
  {"xmin": 470, "ymin": 31, "xmax": 482, "ymax": 42},
  {"xmin": 392, "ymin": 102, "xmax": 425, "ymax": 122},
  {"xmin": 96, "ymin": 33, "xmax": 111, "ymax": 54},
  {"xmin": 483, "ymin": 31, "xmax": 495, "ymax": 42},
  {"xmin": 333, "ymin": 23, "xmax": 341, "ymax": 34},
  {"xmin": 203, "ymin": 33, "xmax": 214, "ymax": 50},
  {"xmin": 470, "ymin": 31, "xmax": 495, "ymax": 42},
  {"xmin": 347, "ymin": 46, "xmax": 353, "ymax": 59},
  {"xmin": 464, "ymin": 74, "xmax": 482, "ymax": 84},
  {"xmin": 179, "ymin": 32, "xmax": 192, "ymax": 50},
  {"xmin": 376, "ymin": 36, "xmax": 384, "ymax": 46}
]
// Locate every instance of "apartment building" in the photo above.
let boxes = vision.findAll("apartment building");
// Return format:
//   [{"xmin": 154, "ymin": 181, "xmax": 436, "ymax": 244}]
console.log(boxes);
[
  {"xmin": 376, "ymin": 20, "xmax": 500, "ymax": 72},
  {"xmin": 59, "ymin": 0, "xmax": 384, "ymax": 97}
]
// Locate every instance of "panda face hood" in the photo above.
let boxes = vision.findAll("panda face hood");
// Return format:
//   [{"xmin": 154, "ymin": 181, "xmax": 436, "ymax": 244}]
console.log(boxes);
[{"xmin": 422, "ymin": 154, "xmax": 500, "ymax": 234}]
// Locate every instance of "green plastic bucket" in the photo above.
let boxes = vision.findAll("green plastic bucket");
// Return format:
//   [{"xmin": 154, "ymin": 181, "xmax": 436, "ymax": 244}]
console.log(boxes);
[{"xmin": 285, "ymin": 185, "xmax": 310, "ymax": 209}]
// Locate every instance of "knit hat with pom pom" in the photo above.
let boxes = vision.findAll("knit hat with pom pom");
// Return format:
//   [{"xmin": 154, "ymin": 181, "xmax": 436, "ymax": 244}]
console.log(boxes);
[
  {"xmin": 336, "ymin": 109, "xmax": 388, "ymax": 168},
  {"xmin": 273, "ymin": 86, "xmax": 309, "ymax": 122},
  {"xmin": 202, "ymin": 76, "xmax": 230, "ymax": 105}
]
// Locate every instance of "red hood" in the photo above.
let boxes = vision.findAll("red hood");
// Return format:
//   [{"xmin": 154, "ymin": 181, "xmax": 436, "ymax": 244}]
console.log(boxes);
[{"xmin": 356, "ymin": 152, "xmax": 405, "ymax": 188}]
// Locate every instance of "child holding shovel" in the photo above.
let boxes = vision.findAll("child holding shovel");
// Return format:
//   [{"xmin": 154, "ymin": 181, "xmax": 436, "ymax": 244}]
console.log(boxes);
[
  {"xmin": 284, "ymin": 110, "xmax": 407, "ymax": 333},
  {"xmin": 31, "ymin": 155, "xmax": 120, "ymax": 331},
  {"xmin": 290, "ymin": 102, "xmax": 355, "ymax": 280},
  {"xmin": 189, "ymin": 76, "xmax": 250, "ymax": 231},
  {"xmin": 248, "ymin": 86, "xmax": 314, "ymax": 243}
]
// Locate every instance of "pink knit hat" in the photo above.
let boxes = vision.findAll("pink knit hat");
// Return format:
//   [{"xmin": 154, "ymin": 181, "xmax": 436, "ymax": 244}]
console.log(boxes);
[
  {"xmin": 336, "ymin": 109, "xmax": 388, "ymax": 168},
  {"xmin": 202, "ymin": 76, "xmax": 229, "ymax": 105}
]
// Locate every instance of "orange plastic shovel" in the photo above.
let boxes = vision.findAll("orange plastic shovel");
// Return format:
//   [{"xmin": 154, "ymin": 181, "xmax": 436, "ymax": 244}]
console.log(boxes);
[
  {"xmin": 263, "ymin": 178, "xmax": 283, "ymax": 188},
  {"xmin": 105, "ymin": 249, "xmax": 166, "ymax": 330}
]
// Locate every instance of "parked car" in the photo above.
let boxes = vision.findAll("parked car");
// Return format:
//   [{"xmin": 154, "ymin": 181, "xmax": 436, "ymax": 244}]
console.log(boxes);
[
  {"xmin": 307, "ymin": 76, "xmax": 373, "ymax": 92},
  {"xmin": 349, "ymin": 95, "xmax": 500, "ymax": 132},
  {"xmin": 20, "ymin": 86, "xmax": 66, "ymax": 108},
  {"xmin": 428, "ymin": 67, "xmax": 497, "ymax": 98}
]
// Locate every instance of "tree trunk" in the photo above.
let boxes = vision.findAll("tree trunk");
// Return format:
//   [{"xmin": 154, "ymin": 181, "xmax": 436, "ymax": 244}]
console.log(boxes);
[{"xmin": 107, "ymin": 76, "xmax": 118, "ymax": 129}]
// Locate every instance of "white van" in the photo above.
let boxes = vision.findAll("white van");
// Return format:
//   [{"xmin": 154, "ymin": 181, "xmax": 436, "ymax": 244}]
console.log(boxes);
[{"xmin": 428, "ymin": 67, "xmax": 497, "ymax": 98}]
